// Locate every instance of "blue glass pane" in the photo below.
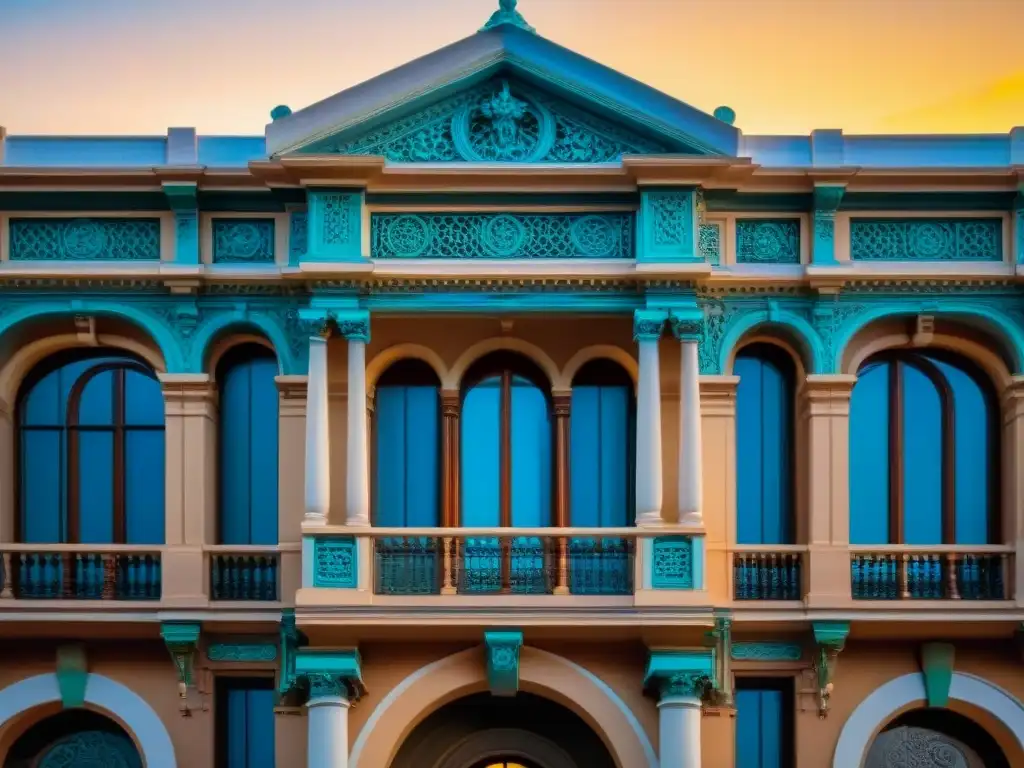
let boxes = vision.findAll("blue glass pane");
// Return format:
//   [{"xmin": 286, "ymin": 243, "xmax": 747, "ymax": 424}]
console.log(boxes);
[
  {"xmin": 937, "ymin": 359, "xmax": 992, "ymax": 544},
  {"xmin": 598, "ymin": 387, "xmax": 631, "ymax": 528},
  {"xmin": 246, "ymin": 689, "xmax": 276, "ymax": 768},
  {"xmin": 902, "ymin": 364, "xmax": 943, "ymax": 545},
  {"xmin": 220, "ymin": 360, "xmax": 252, "ymax": 544},
  {"xmin": 510, "ymin": 379, "xmax": 550, "ymax": 527},
  {"xmin": 849, "ymin": 363, "xmax": 891, "ymax": 544},
  {"xmin": 404, "ymin": 386, "xmax": 440, "ymax": 527},
  {"xmin": 461, "ymin": 378, "xmax": 500, "ymax": 527},
  {"xmin": 375, "ymin": 387, "xmax": 407, "ymax": 527},
  {"xmin": 77, "ymin": 370, "xmax": 114, "ymax": 426},
  {"xmin": 248, "ymin": 357, "xmax": 279, "ymax": 544},
  {"xmin": 125, "ymin": 431, "xmax": 165, "ymax": 544},
  {"xmin": 78, "ymin": 431, "xmax": 114, "ymax": 543},
  {"xmin": 21, "ymin": 370, "xmax": 62, "ymax": 426},
  {"xmin": 123, "ymin": 369, "xmax": 164, "ymax": 427},
  {"xmin": 735, "ymin": 689, "xmax": 784, "ymax": 768},
  {"xmin": 226, "ymin": 688, "xmax": 249, "ymax": 768},
  {"xmin": 21, "ymin": 430, "xmax": 63, "ymax": 543},
  {"xmin": 570, "ymin": 387, "xmax": 601, "ymax": 527}
]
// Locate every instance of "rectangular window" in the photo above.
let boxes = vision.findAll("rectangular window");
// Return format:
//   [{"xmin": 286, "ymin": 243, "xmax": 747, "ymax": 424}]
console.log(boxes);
[
  {"xmin": 735, "ymin": 677, "xmax": 794, "ymax": 768},
  {"xmin": 215, "ymin": 677, "xmax": 275, "ymax": 768}
]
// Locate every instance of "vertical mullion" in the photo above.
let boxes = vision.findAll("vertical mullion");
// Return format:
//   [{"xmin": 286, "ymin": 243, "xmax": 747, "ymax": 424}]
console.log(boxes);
[
  {"xmin": 500, "ymin": 370, "xmax": 512, "ymax": 528},
  {"xmin": 246, "ymin": 363, "xmax": 256, "ymax": 544},
  {"xmin": 889, "ymin": 361, "xmax": 904, "ymax": 544},
  {"xmin": 941, "ymin": 380, "xmax": 956, "ymax": 545},
  {"xmin": 114, "ymin": 368, "xmax": 127, "ymax": 544}
]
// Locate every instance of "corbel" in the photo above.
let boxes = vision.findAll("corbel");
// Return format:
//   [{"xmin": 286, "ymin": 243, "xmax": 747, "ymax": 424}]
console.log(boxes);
[
  {"xmin": 275, "ymin": 609, "xmax": 310, "ymax": 710},
  {"xmin": 811, "ymin": 620, "xmax": 849, "ymax": 717},
  {"xmin": 161, "ymin": 621, "xmax": 201, "ymax": 716},
  {"xmin": 704, "ymin": 615, "xmax": 734, "ymax": 708},
  {"xmin": 163, "ymin": 182, "xmax": 200, "ymax": 267},
  {"xmin": 811, "ymin": 184, "xmax": 846, "ymax": 266},
  {"xmin": 484, "ymin": 630, "xmax": 523, "ymax": 697},
  {"xmin": 920, "ymin": 642, "xmax": 955, "ymax": 707},
  {"xmin": 56, "ymin": 644, "xmax": 88, "ymax": 709},
  {"xmin": 913, "ymin": 314, "xmax": 935, "ymax": 346},
  {"xmin": 74, "ymin": 315, "xmax": 98, "ymax": 346}
]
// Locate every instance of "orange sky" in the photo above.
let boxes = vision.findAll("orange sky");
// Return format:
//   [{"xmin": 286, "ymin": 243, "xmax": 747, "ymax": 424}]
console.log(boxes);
[{"xmin": 1, "ymin": 0, "xmax": 1020, "ymax": 136}]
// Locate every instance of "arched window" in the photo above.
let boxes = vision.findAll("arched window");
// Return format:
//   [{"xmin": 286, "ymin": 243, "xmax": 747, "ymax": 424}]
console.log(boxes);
[
  {"xmin": 849, "ymin": 350, "xmax": 998, "ymax": 546},
  {"xmin": 218, "ymin": 344, "xmax": 279, "ymax": 545},
  {"xmin": 735, "ymin": 343, "xmax": 796, "ymax": 545},
  {"xmin": 460, "ymin": 353, "xmax": 552, "ymax": 594},
  {"xmin": 373, "ymin": 360, "xmax": 441, "ymax": 528},
  {"xmin": 18, "ymin": 351, "xmax": 165, "ymax": 544}
]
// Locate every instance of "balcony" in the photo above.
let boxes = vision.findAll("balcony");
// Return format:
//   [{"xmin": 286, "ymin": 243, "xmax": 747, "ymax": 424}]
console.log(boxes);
[
  {"xmin": 731, "ymin": 546, "xmax": 805, "ymax": 601},
  {"xmin": 850, "ymin": 546, "xmax": 1013, "ymax": 601},
  {"xmin": 0, "ymin": 545, "xmax": 162, "ymax": 601},
  {"xmin": 209, "ymin": 546, "xmax": 281, "ymax": 602}
]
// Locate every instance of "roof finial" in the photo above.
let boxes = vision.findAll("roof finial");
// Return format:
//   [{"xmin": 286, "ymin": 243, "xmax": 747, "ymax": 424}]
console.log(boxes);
[{"xmin": 480, "ymin": 0, "xmax": 536, "ymax": 34}]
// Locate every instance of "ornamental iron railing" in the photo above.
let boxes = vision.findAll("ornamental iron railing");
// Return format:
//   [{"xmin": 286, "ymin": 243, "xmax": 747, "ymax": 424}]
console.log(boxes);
[
  {"xmin": 0, "ymin": 546, "xmax": 161, "ymax": 600},
  {"xmin": 732, "ymin": 547, "xmax": 804, "ymax": 600},
  {"xmin": 209, "ymin": 549, "xmax": 280, "ymax": 601},
  {"xmin": 850, "ymin": 548, "xmax": 1011, "ymax": 600}
]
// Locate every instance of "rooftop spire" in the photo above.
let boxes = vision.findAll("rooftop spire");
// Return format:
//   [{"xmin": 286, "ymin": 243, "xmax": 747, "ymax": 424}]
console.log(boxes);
[{"xmin": 480, "ymin": 0, "xmax": 536, "ymax": 34}]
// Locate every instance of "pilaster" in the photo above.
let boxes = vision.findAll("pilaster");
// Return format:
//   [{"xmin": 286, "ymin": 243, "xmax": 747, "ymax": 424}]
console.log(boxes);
[
  {"xmin": 800, "ymin": 375, "xmax": 857, "ymax": 607},
  {"xmin": 160, "ymin": 373, "xmax": 217, "ymax": 606},
  {"xmin": 1000, "ymin": 376, "xmax": 1024, "ymax": 605},
  {"xmin": 638, "ymin": 188, "xmax": 702, "ymax": 263},
  {"xmin": 277, "ymin": 375, "xmax": 308, "ymax": 600},
  {"xmin": 305, "ymin": 189, "xmax": 365, "ymax": 262},
  {"xmin": 163, "ymin": 182, "xmax": 199, "ymax": 266},
  {"xmin": 812, "ymin": 184, "xmax": 845, "ymax": 266},
  {"xmin": 699, "ymin": 376, "xmax": 738, "ymax": 604}
]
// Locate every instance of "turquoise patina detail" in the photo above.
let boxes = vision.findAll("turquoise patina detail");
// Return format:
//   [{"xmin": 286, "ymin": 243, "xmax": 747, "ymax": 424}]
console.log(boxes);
[
  {"xmin": 850, "ymin": 218, "xmax": 1002, "ymax": 261},
  {"xmin": 302, "ymin": 78, "xmax": 668, "ymax": 163},
  {"xmin": 371, "ymin": 212, "xmax": 633, "ymax": 259},
  {"xmin": 812, "ymin": 185, "xmax": 845, "ymax": 266},
  {"xmin": 920, "ymin": 642, "xmax": 955, "ymax": 708},
  {"xmin": 811, "ymin": 620, "xmax": 849, "ymax": 716},
  {"xmin": 735, "ymin": 219, "xmax": 800, "ymax": 264},
  {"xmin": 306, "ymin": 190, "xmax": 363, "ymax": 261},
  {"xmin": 56, "ymin": 644, "xmax": 88, "ymax": 709},
  {"xmin": 289, "ymin": 210, "xmax": 308, "ymax": 265},
  {"xmin": 638, "ymin": 188, "xmax": 699, "ymax": 262},
  {"xmin": 38, "ymin": 731, "xmax": 141, "ymax": 768},
  {"xmin": 1014, "ymin": 188, "xmax": 1024, "ymax": 265},
  {"xmin": 212, "ymin": 218, "xmax": 276, "ymax": 263},
  {"xmin": 161, "ymin": 622, "xmax": 201, "ymax": 689},
  {"xmin": 698, "ymin": 222, "xmax": 721, "ymax": 265},
  {"xmin": 294, "ymin": 648, "xmax": 366, "ymax": 702},
  {"xmin": 480, "ymin": 0, "xmax": 535, "ymax": 33},
  {"xmin": 278, "ymin": 609, "xmax": 307, "ymax": 700},
  {"xmin": 164, "ymin": 183, "xmax": 199, "ymax": 265},
  {"xmin": 313, "ymin": 537, "xmax": 357, "ymax": 588},
  {"xmin": 9, "ymin": 217, "xmax": 161, "ymax": 260},
  {"xmin": 484, "ymin": 630, "xmax": 523, "ymax": 697},
  {"xmin": 651, "ymin": 536, "xmax": 703, "ymax": 589},
  {"xmin": 731, "ymin": 642, "xmax": 802, "ymax": 662},
  {"xmin": 207, "ymin": 642, "xmax": 278, "ymax": 662},
  {"xmin": 644, "ymin": 649, "xmax": 714, "ymax": 701}
]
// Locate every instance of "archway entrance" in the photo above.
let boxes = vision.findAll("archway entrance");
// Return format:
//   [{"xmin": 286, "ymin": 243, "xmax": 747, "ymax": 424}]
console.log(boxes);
[
  {"xmin": 4, "ymin": 709, "xmax": 141, "ymax": 768},
  {"xmin": 390, "ymin": 692, "xmax": 614, "ymax": 768},
  {"xmin": 865, "ymin": 708, "xmax": 1009, "ymax": 768}
]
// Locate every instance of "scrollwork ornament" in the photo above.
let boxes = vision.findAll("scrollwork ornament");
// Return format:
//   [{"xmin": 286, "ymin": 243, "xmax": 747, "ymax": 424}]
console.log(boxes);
[
  {"xmin": 452, "ymin": 80, "xmax": 555, "ymax": 162},
  {"xmin": 62, "ymin": 219, "xmax": 108, "ymax": 259},
  {"xmin": 335, "ymin": 316, "xmax": 371, "ymax": 343},
  {"xmin": 633, "ymin": 313, "xmax": 664, "ymax": 342},
  {"xmin": 481, "ymin": 214, "xmax": 527, "ymax": 257},
  {"xmin": 660, "ymin": 673, "xmax": 710, "ymax": 700},
  {"xmin": 570, "ymin": 215, "xmax": 618, "ymax": 257},
  {"xmin": 383, "ymin": 215, "xmax": 430, "ymax": 258},
  {"xmin": 306, "ymin": 673, "xmax": 345, "ymax": 699},
  {"xmin": 670, "ymin": 316, "xmax": 702, "ymax": 341}
]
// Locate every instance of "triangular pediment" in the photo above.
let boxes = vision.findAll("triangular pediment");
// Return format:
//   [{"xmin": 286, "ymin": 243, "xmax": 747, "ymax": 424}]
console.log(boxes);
[{"xmin": 266, "ymin": 24, "xmax": 739, "ymax": 161}]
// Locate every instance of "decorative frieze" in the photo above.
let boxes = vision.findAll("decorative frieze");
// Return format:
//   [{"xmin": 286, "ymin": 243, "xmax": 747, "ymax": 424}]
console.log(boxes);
[
  {"xmin": 9, "ymin": 217, "xmax": 161, "ymax": 261},
  {"xmin": 850, "ymin": 218, "xmax": 1002, "ymax": 261},
  {"xmin": 638, "ymin": 188, "xmax": 700, "ymax": 262},
  {"xmin": 735, "ymin": 218, "xmax": 800, "ymax": 264},
  {"xmin": 313, "ymin": 537, "xmax": 357, "ymax": 588},
  {"xmin": 731, "ymin": 642, "xmax": 802, "ymax": 662},
  {"xmin": 206, "ymin": 642, "xmax": 278, "ymax": 662},
  {"xmin": 212, "ymin": 218, "xmax": 275, "ymax": 263},
  {"xmin": 371, "ymin": 212, "xmax": 633, "ymax": 259},
  {"xmin": 698, "ymin": 222, "xmax": 721, "ymax": 265},
  {"xmin": 307, "ymin": 190, "xmax": 363, "ymax": 261}
]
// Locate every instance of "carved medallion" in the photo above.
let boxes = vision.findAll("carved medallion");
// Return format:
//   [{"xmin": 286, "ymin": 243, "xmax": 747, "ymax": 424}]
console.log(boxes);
[
  {"xmin": 62, "ymin": 219, "xmax": 108, "ymax": 259},
  {"xmin": 383, "ymin": 215, "xmax": 431, "ymax": 258},
  {"xmin": 481, "ymin": 214, "xmax": 527, "ymax": 257},
  {"xmin": 452, "ymin": 80, "xmax": 555, "ymax": 162}
]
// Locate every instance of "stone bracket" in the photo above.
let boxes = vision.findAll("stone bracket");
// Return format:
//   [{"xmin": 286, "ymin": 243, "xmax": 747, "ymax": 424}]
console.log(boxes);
[
  {"xmin": 920, "ymin": 642, "xmax": 955, "ymax": 707},
  {"xmin": 644, "ymin": 648, "xmax": 715, "ymax": 702},
  {"xmin": 294, "ymin": 648, "xmax": 365, "ymax": 703},
  {"xmin": 56, "ymin": 644, "xmax": 88, "ymax": 709},
  {"xmin": 484, "ymin": 630, "xmax": 523, "ymax": 697},
  {"xmin": 704, "ymin": 616, "xmax": 734, "ymax": 708},
  {"xmin": 811, "ymin": 620, "xmax": 850, "ymax": 718},
  {"xmin": 161, "ymin": 621, "xmax": 201, "ymax": 714}
]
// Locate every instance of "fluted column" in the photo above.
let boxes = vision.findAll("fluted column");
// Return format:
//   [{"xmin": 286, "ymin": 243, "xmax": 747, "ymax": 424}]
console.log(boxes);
[
  {"xmin": 634, "ymin": 310, "xmax": 666, "ymax": 526},
  {"xmin": 671, "ymin": 317, "xmax": 703, "ymax": 527},
  {"xmin": 304, "ymin": 328, "xmax": 331, "ymax": 526},
  {"xmin": 337, "ymin": 311, "xmax": 371, "ymax": 527}
]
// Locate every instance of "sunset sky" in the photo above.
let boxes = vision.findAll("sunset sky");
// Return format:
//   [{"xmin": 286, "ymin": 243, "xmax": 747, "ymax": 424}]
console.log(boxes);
[{"xmin": 1, "ymin": 0, "xmax": 1021, "ymax": 137}]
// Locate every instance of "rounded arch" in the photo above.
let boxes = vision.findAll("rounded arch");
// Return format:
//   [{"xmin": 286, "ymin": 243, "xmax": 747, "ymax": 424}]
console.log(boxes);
[
  {"xmin": 192, "ymin": 314, "xmax": 291, "ymax": 377},
  {"xmin": 446, "ymin": 339, "xmax": 563, "ymax": 391},
  {"xmin": 0, "ymin": 333, "xmax": 164, "ymax": 408},
  {"xmin": 835, "ymin": 306, "xmax": 1024, "ymax": 380},
  {"xmin": 719, "ymin": 310, "xmax": 823, "ymax": 375},
  {"xmin": 726, "ymin": 333, "xmax": 809, "ymax": 381},
  {"xmin": 843, "ymin": 327, "xmax": 1012, "ymax": 390},
  {"xmin": 367, "ymin": 344, "xmax": 449, "ymax": 392},
  {"xmin": 562, "ymin": 346, "xmax": 638, "ymax": 392},
  {"xmin": 833, "ymin": 672, "xmax": 1024, "ymax": 768},
  {"xmin": 0, "ymin": 673, "xmax": 176, "ymax": 768},
  {"xmin": 0, "ymin": 306, "xmax": 180, "ymax": 373},
  {"xmin": 350, "ymin": 646, "xmax": 657, "ymax": 768},
  {"xmin": 205, "ymin": 333, "xmax": 278, "ymax": 381}
]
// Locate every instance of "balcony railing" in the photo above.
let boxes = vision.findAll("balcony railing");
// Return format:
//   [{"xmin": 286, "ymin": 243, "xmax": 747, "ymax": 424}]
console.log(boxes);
[
  {"xmin": 372, "ymin": 530, "xmax": 636, "ymax": 596},
  {"xmin": 732, "ymin": 546, "xmax": 805, "ymax": 601},
  {"xmin": 0, "ymin": 545, "xmax": 161, "ymax": 600},
  {"xmin": 850, "ymin": 546, "xmax": 1012, "ymax": 600},
  {"xmin": 209, "ymin": 547, "xmax": 280, "ymax": 601}
]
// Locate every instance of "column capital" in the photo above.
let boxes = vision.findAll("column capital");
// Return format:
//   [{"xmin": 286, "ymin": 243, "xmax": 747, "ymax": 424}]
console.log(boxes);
[
  {"xmin": 633, "ymin": 309, "xmax": 667, "ymax": 342},
  {"xmin": 294, "ymin": 648, "xmax": 366, "ymax": 703},
  {"xmin": 296, "ymin": 309, "xmax": 333, "ymax": 340},
  {"xmin": 644, "ymin": 648, "xmax": 713, "ymax": 703},
  {"xmin": 334, "ymin": 309, "xmax": 371, "ymax": 343},
  {"xmin": 669, "ymin": 311, "xmax": 703, "ymax": 342}
]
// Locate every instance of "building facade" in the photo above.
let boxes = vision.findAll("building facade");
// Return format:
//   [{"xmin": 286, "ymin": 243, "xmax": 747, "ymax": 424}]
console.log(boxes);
[{"xmin": 1, "ymin": 2, "xmax": 1023, "ymax": 767}]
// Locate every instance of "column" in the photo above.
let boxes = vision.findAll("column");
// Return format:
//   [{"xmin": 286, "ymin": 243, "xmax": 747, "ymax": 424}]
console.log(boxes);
[
  {"xmin": 337, "ymin": 311, "xmax": 371, "ymax": 527},
  {"xmin": 658, "ymin": 688, "xmax": 703, "ymax": 768},
  {"xmin": 306, "ymin": 676, "xmax": 350, "ymax": 768},
  {"xmin": 802, "ymin": 374, "xmax": 857, "ymax": 606},
  {"xmin": 304, "ymin": 329, "xmax": 331, "ymax": 526},
  {"xmin": 553, "ymin": 392, "xmax": 572, "ymax": 594},
  {"xmin": 634, "ymin": 310, "xmax": 666, "ymax": 526},
  {"xmin": 672, "ymin": 317, "xmax": 703, "ymax": 527},
  {"xmin": 1001, "ymin": 377, "xmax": 1024, "ymax": 605}
]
